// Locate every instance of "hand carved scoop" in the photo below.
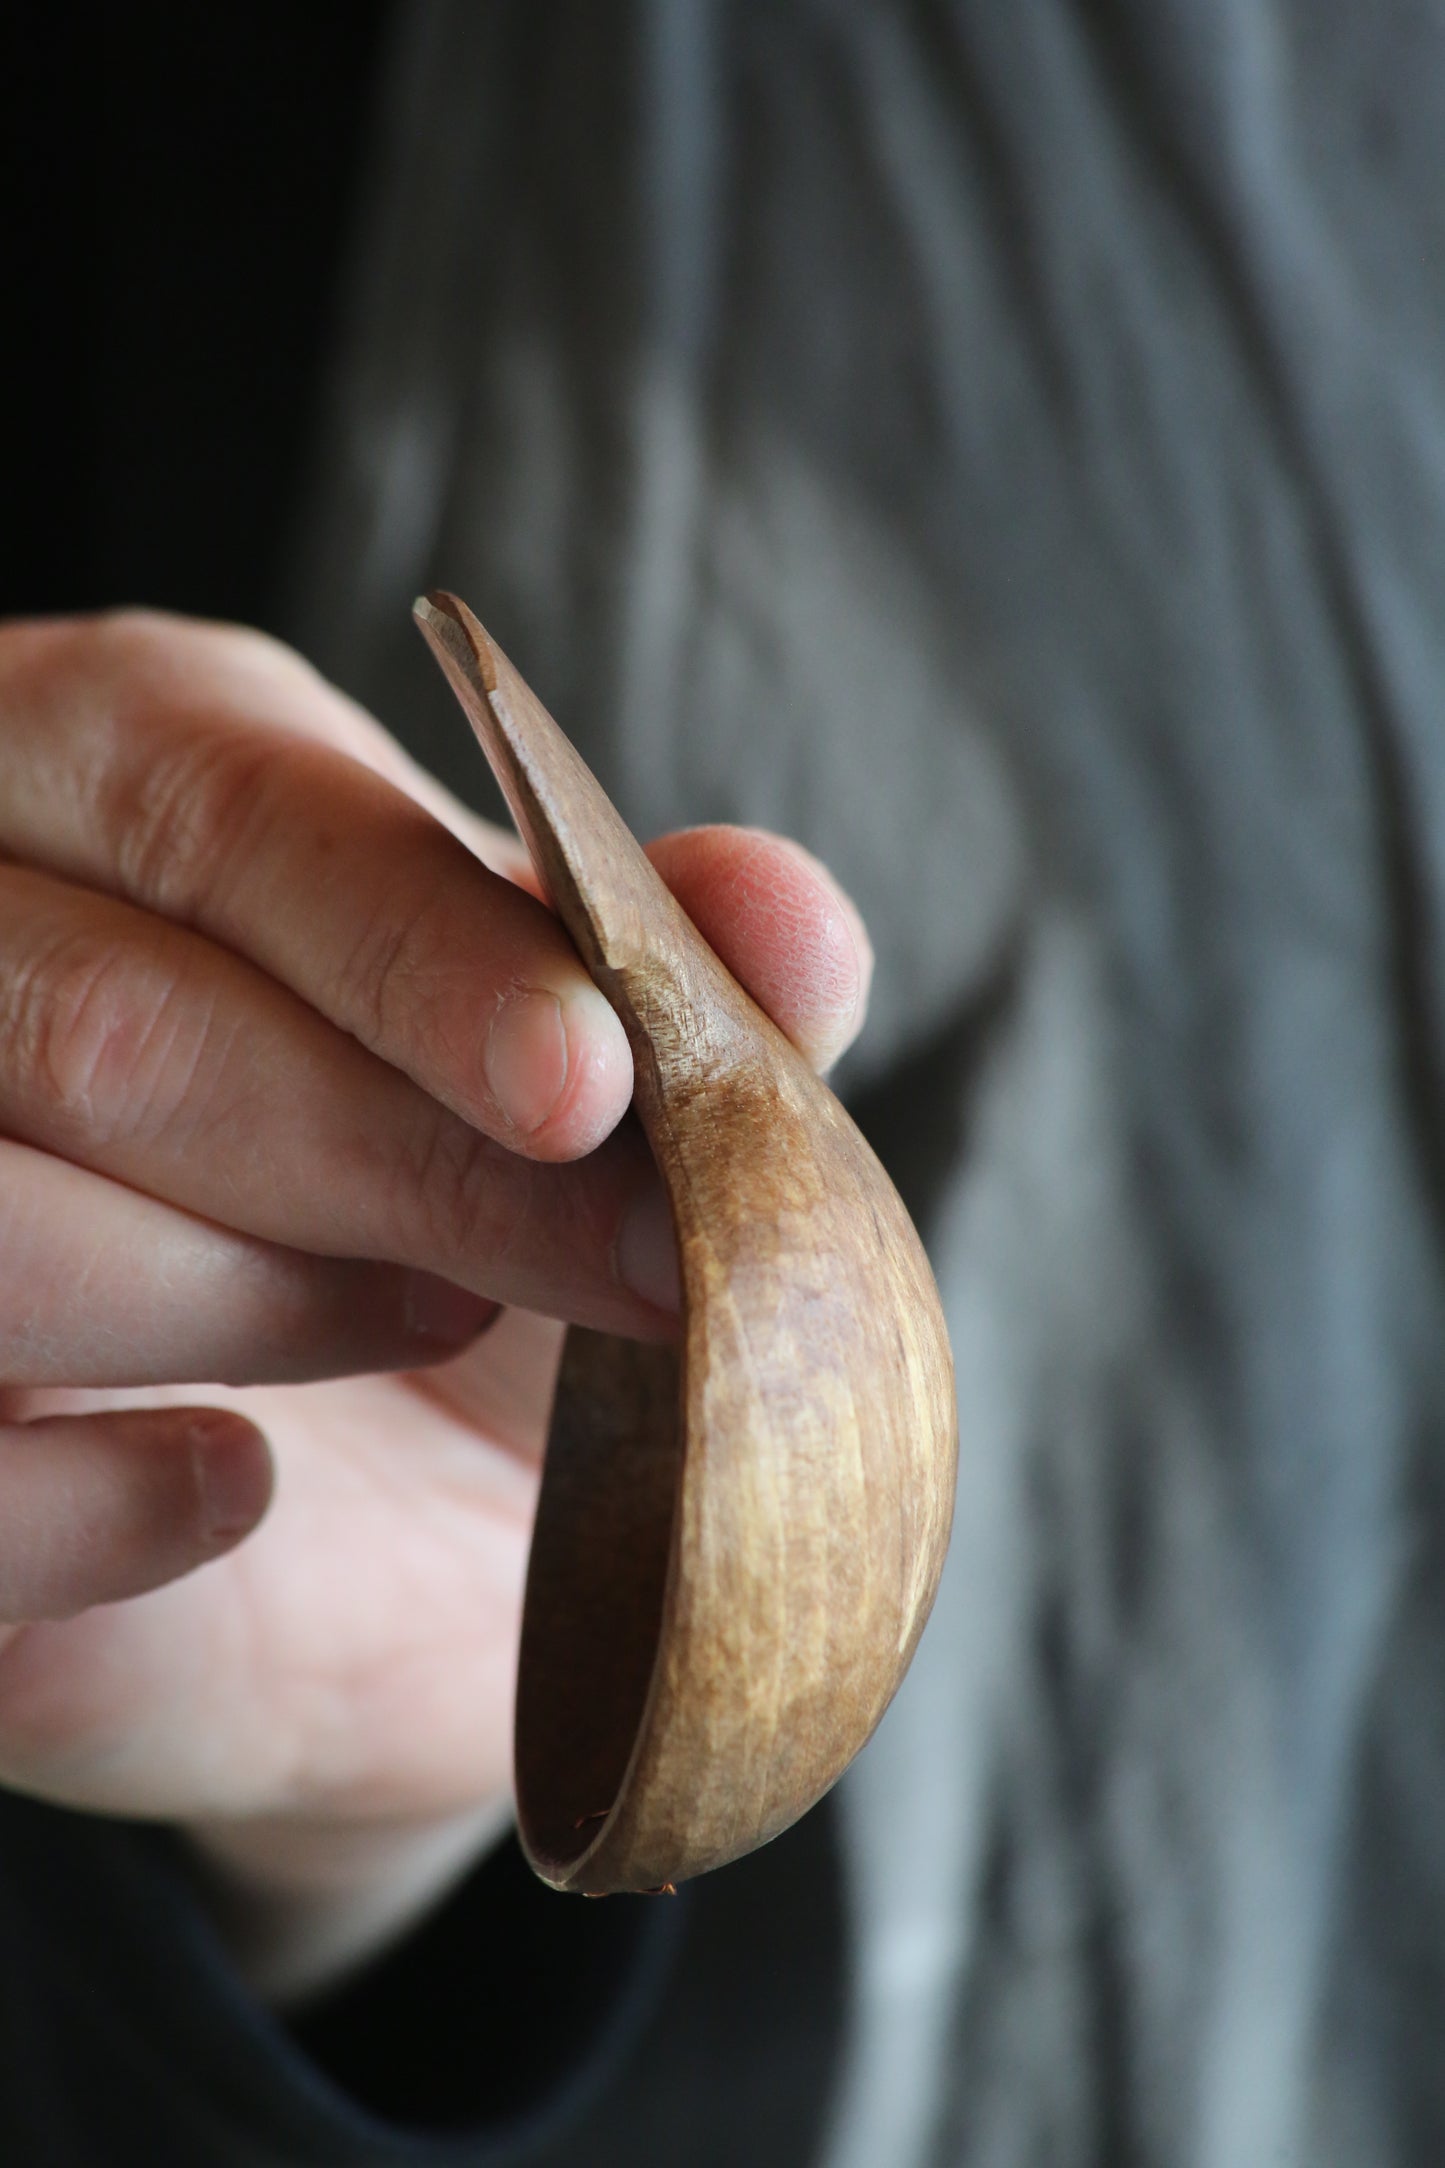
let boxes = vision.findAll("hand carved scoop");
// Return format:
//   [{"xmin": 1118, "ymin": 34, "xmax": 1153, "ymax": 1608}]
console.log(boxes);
[{"xmin": 415, "ymin": 594, "xmax": 957, "ymax": 1895}]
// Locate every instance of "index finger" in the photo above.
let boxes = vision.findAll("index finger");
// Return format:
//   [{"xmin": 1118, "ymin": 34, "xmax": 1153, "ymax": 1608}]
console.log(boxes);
[
  {"xmin": 0, "ymin": 615, "xmax": 632, "ymax": 1162},
  {"xmin": 0, "ymin": 615, "xmax": 874, "ymax": 1161}
]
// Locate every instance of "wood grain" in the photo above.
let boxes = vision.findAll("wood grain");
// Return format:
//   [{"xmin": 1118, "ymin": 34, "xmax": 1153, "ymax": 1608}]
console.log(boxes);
[{"xmin": 415, "ymin": 593, "xmax": 958, "ymax": 1894}]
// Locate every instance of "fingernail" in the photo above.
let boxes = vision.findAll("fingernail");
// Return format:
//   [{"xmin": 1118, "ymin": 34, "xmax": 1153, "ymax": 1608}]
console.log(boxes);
[
  {"xmin": 404, "ymin": 1273, "xmax": 501, "ymax": 1348},
  {"xmin": 485, "ymin": 990, "xmax": 570, "ymax": 1136},
  {"xmin": 615, "ymin": 1182, "xmax": 682, "ymax": 1313},
  {"xmin": 190, "ymin": 1417, "xmax": 274, "ymax": 1546}
]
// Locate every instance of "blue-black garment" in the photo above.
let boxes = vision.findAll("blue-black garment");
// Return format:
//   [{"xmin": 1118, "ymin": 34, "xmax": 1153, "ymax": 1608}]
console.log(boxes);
[{"xmin": 0, "ymin": 1785, "xmax": 843, "ymax": 2164}]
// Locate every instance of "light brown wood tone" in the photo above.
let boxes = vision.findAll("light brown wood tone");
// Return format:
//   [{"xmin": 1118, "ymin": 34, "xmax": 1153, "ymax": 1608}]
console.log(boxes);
[{"xmin": 415, "ymin": 593, "xmax": 958, "ymax": 1894}]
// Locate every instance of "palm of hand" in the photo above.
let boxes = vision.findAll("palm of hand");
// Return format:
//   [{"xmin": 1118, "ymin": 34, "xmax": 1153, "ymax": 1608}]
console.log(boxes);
[{"xmin": 0, "ymin": 1308, "xmax": 564, "ymax": 1830}]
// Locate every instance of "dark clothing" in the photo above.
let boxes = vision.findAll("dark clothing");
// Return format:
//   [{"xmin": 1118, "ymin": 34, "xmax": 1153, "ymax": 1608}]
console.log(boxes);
[{"xmin": 0, "ymin": 1788, "xmax": 843, "ymax": 2165}]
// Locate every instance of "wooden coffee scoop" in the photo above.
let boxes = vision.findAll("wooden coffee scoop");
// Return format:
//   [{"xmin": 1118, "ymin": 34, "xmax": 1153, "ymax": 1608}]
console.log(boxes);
[{"xmin": 414, "ymin": 593, "xmax": 958, "ymax": 1894}]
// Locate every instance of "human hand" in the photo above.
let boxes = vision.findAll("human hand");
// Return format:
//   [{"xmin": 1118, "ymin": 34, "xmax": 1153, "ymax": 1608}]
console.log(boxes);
[{"xmin": 0, "ymin": 610, "xmax": 872, "ymax": 1996}]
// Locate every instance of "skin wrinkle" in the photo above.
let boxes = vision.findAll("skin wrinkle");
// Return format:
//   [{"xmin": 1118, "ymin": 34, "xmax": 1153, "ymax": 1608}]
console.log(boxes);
[
  {"xmin": 1, "ymin": 895, "xmax": 237, "ymax": 1162},
  {"xmin": 17, "ymin": 928, "xmax": 158, "ymax": 1148},
  {"xmin": 173, "ymin": 1000, "xmax": 269, "ymax": 1180},
  {"xmin": 329, "ymin": 862, "xmax": 449, "ymax": 1057},
  {"xmin": 390, "ymin": 1097, "xmax": 528, "ymax": 1281},
  {"xmin": 111, "ymin": 722, "xmax": 285, "ymax": 930},
  {"xmin": 384, "ymin": 1091, "xmax": 642, "ymax": 1324},
  {"xmin": 105, "ymin": 966, "xmax": 222, "ymax": 1158},
  {"xmin": 0, "ymin": 918, "xmax": 100, "ymax": 1134}
]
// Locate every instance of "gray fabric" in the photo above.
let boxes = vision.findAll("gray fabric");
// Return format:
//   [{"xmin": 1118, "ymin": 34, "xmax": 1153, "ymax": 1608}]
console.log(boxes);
[{"xmin": 290, "ymin": 3, "xmax": 1445, "ymax": 2159}]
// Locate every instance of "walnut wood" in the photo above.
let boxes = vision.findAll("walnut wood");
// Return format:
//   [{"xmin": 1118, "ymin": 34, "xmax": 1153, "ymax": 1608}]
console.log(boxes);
[{"xmin": 415, "ymin": 592, "xmax": 958, "ymax": 1894}]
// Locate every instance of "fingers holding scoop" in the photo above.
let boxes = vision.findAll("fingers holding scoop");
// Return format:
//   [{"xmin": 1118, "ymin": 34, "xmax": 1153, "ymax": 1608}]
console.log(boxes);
[
  {"xmin": 0, "ymin": 614, "xmax": 632, "ymax": 1165},
  {"xmin": 0, "ymin": 621, "xmax": 875, "ymax": 1635},
  {"xmin": 0, "ymin": 616, "xmax": 871, "ymax": 1165},
  {"xmin": 0, "ymin": 614, "xmax": 873, "ymax": 1362}
]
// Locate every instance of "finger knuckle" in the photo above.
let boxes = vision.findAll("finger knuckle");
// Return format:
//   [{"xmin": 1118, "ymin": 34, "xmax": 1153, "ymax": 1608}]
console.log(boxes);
[
  {"xmin": 106, "ymin": 727, "xmax": 279, "ymax": 924},
  {"xmin": 2, "ymin": 930, "xmax": 196, "ymax": 1149}
]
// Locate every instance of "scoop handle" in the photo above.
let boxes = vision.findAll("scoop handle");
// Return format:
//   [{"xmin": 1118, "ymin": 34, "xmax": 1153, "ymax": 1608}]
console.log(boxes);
[{"xmin": 414, "ymin": 594, "xmax": 742, "ymax": 1072}]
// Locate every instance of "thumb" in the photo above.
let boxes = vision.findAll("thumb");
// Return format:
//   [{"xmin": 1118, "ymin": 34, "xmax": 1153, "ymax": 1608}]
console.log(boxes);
[
  {"xmin": 646, "ymin": 826, "xmax": 873, "ymax": 1075},
  {"xmin": 0, "ymin": 1408, "xmax": 273, "ymax": 1623}
]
